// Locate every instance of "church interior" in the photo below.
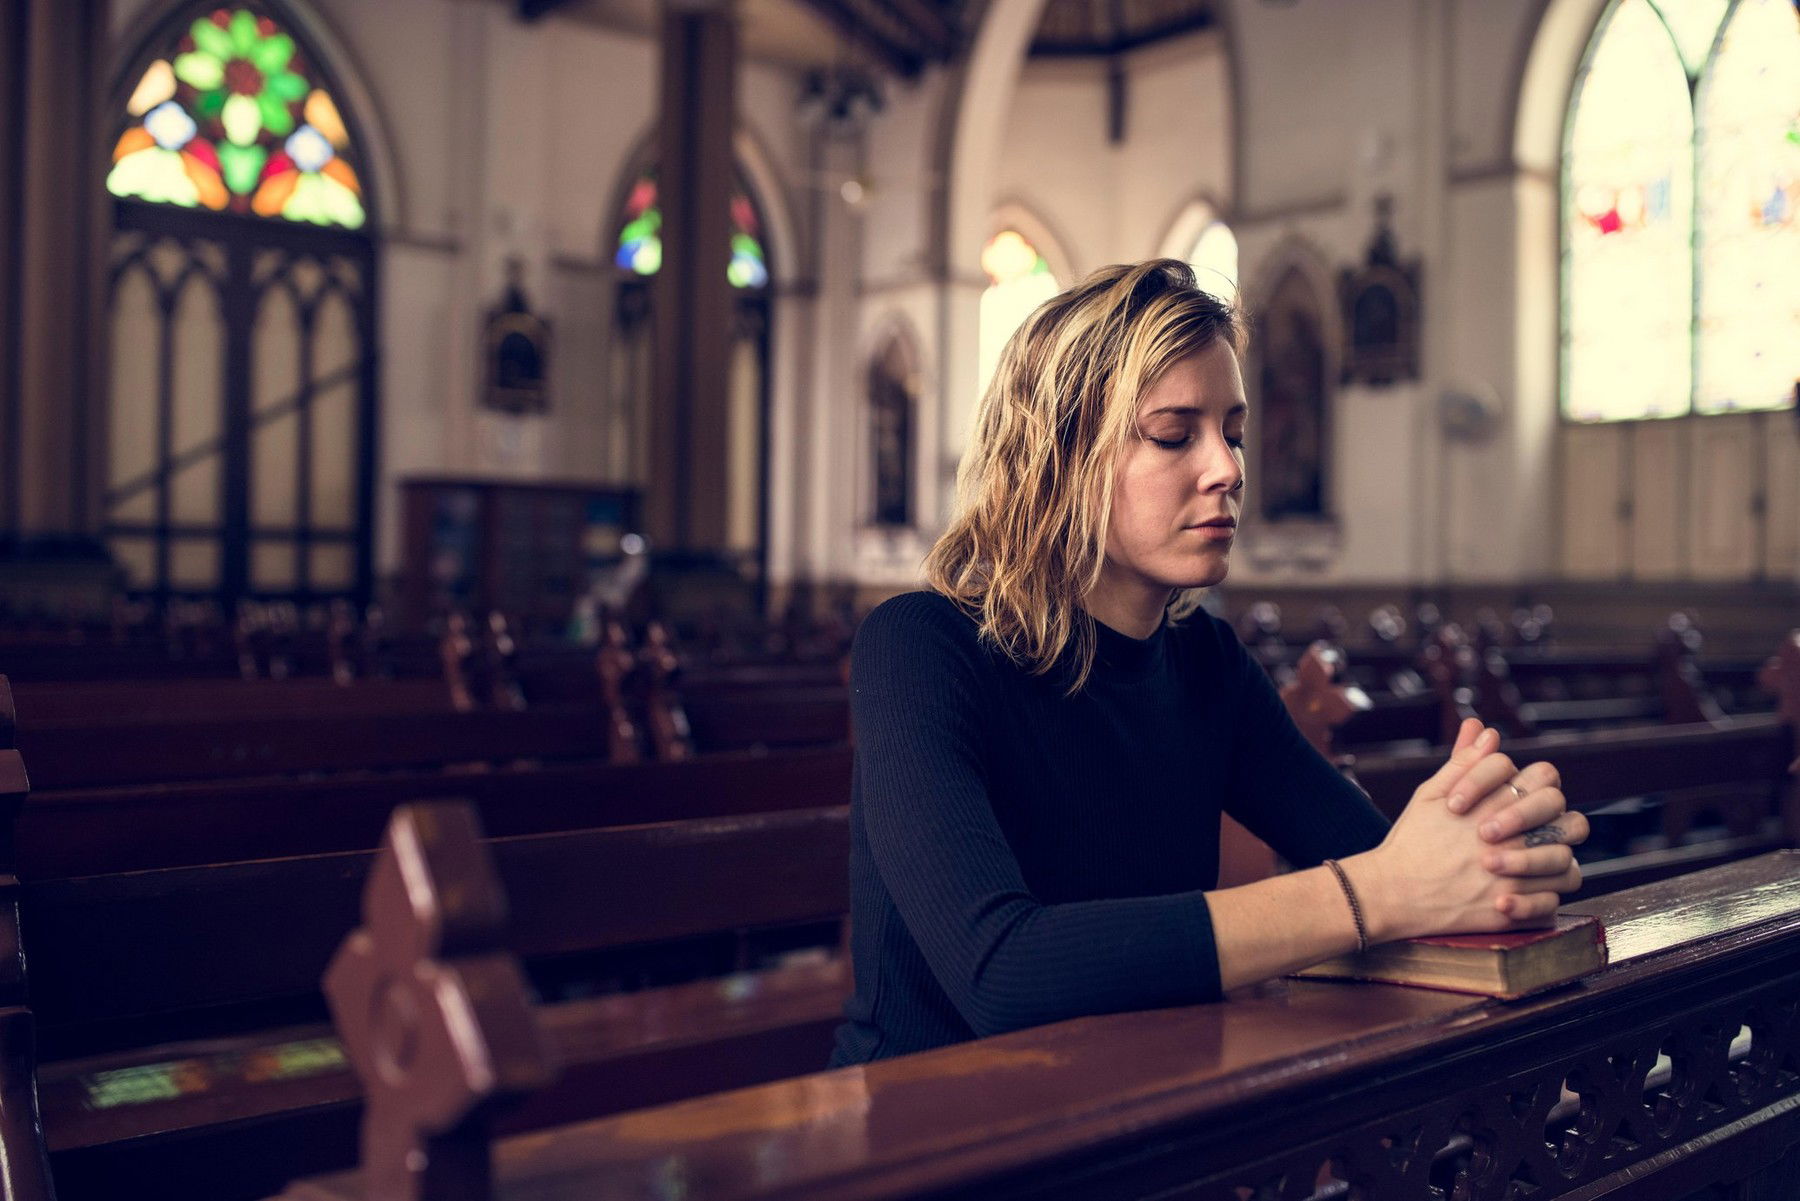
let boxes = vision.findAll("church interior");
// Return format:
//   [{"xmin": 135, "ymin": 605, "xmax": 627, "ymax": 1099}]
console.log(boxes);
[{"xmin": 1, "ymin": 0, "xmax": 1799, "ymax": 1198}]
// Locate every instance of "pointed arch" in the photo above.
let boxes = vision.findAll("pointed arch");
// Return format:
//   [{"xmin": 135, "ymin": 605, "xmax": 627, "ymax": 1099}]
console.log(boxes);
[
  {"xmin": 1242, "ymin": 234, "xmax": 1343, "ymax": 374},
  {"xmin": 1544, "ymin": 0, "xmax": 1797, "ymax": 421},
  {"xmin": 601, "ymin": 124, "xmax": 791, "ymax": 288},
  {"xmin": 976, "ymin": 208, "xmax": 1066, "ymax": 398},
  {"xmin": 861, "ymin": 313, "xmax": 928, "ymax": 530},
  {"xmin": 597, "ymin": 131, "xmax": 785, "ymax": 577},
  {"xmin": 108, "ymin": 0, "xmax": 399, "ymax": 230},
  {"xmin": 101, "ymin": 1, "xmax": 382, "ymax": 605},
  {"xmin": 1156, "ymin": 194, "xmax": 1239, "ymax": 305},
  {"xmin": 1243, "ymin": 237, "xmax": 1339, "ymax": 526}
]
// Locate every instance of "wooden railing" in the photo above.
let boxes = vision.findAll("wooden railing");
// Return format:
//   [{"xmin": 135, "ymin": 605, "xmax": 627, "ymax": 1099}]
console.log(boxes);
[{"xmin": 282, "ymin": 849, "xmax": 1800, "ymax": 1201}]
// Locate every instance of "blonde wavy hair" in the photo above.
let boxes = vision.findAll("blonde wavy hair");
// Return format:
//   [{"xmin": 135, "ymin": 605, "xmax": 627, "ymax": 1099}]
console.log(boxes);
[{"xmin": 923, "ymin": 258, "xmax": 1245, "ymax": 693}]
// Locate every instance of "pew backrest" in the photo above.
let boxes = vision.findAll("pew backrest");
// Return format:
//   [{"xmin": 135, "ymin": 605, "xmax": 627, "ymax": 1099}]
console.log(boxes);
[
  {"xmin": 1347, "ymin": 713, "xmax": 1795, "ymax": 820},
  {"xmin": 21, "ymin": 805, "xmax": 851, "ymax": 1054},
  {"xmin": 16, "ymin": 744, "xmax": 854, "ymax": 878},
  {"xmin": 15, "ymin": 705, "xmax": 612, "ymax": 790}
]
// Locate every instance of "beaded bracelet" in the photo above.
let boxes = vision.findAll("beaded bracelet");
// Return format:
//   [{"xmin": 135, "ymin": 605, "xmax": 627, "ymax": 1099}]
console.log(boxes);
[{"xmin": 1322, "ymin": 858, "xmax": 1369, "ymax": 954}]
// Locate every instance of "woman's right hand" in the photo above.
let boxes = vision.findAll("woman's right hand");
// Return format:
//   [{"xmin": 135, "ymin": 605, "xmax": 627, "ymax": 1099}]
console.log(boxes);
[{"xmin": 1343, "ymin": 719, "xmax": 1579, "ymax": 942}]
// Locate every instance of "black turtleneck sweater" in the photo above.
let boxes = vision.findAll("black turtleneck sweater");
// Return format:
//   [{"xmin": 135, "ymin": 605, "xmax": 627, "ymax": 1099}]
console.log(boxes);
[{"xmin": 827, "ymin": 590, "xmax": 1390, "ymax": 1066}]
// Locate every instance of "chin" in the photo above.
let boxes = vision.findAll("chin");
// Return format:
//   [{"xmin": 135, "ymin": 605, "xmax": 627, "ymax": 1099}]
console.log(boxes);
[{"xmin": 1160, "ymin": 555, "xmax": 1230, "ymax": 591}]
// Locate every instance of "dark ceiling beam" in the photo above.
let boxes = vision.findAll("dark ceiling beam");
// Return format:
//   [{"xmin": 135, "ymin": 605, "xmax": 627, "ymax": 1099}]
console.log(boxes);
[
  {"xmin": 842, "ymin": 0, "xmax": 943, "ymax": 60},
  {"xmin": 868, "ymin": 0, "xmax": 956, "ymax": 54},
  {"xmin": 789, "ymin": 0, "xmax": 923, "ymax": 76},
  {"xmin": 1029, "ymin": 8, "xmax": 1216, "ymax": 58},
  {"xmin": 517, "ymin": 0, "xmax": 580, "ymax": 20}
]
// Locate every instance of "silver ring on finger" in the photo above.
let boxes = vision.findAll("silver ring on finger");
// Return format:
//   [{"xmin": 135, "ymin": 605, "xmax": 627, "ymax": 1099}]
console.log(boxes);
[
  {"xmin": 1506, "ymin": 779, "xmax": 1527, "ymax": 802},
  {"xmin": 1522, "ymin": 822, "xmax": 1563, "ymax": 848}
]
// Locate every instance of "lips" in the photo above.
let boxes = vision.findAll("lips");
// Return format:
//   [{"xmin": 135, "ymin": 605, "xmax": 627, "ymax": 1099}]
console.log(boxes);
[{"xmin": 1184, "ymin": 519, "xmax": 1237, "ymax": 529}]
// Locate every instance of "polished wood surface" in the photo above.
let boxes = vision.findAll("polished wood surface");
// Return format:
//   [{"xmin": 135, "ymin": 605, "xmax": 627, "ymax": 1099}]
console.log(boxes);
[{"xmin": 286, "ymin": 852, "xmax": 1800, "ymax": 1201}]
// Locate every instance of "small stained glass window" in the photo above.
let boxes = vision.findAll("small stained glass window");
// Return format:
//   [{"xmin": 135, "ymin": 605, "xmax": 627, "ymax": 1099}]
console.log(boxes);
[
  {"xmin": 978, "ymin": 229, "xmax": 1058, "ymax": 395},
  {"xmin": 614, "ymin": 171, "xmax": 770, "ymax": 289},
  {"xmin": 108, "ymin": 8, "xmax": 366, "ymax": 229}
]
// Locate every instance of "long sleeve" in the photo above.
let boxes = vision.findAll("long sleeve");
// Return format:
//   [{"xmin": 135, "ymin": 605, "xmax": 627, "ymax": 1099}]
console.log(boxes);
[
  {"xmin": 850, "ymin": 599, "xmax": 1222, "ymax": 1039},
  {"xmin": 1217, "ymin": 625, "xmax": 1392, "ymax": 869}
]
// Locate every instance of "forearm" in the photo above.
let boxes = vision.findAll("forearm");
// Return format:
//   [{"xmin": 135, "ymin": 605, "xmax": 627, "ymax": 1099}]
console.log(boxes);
[{"xmin": 1205, "ymin": 850, "xmax": 1395, "ymax": 992}]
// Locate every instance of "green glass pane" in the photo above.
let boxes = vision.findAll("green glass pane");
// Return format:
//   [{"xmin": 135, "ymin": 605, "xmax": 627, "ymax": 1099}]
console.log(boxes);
[
  {"xmin": 250, "ymin": 32, "xmax": 296, "ymax": 74},
  {"xmin": 85, "ymin": 1064, "xmax": 183, "ymax": 1109},
  {"xmin": 259, "ymin": 91, "xmax": 296, "ymax": 138},
  {"xmin": 620, "ymin": 213, "xmax": 659, "ymax": 245},
  {"xmin": 190, "ymin": 17, "xmax": 233, "ymax": 62},
  {"xmin": 267, "ymin": 70, "xmax": 308, "ymax": 102},
  {"xmin": 194, "ymin": 89, "xmax": 226, "ymax": 119},
  {"xmin": 173, "ymin": 51, "xmax": 224, "ymax": 91},
  {"xmin": 218, "ymin": 142, "xmax": 267, "ymax": 195},
  {"xmin": 229, "ymin": 10, "xmax": 260, "ymax": 56},
  {"xmin": 318, "ymin": 174, "xmax": 366, "ymax": 229}
]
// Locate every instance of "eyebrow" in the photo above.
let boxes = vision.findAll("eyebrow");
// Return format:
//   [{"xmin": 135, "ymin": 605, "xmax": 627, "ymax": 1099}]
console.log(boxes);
[{"xmin": 1142, "ymin": 402, "xmax": 1249, "ymax": 419}]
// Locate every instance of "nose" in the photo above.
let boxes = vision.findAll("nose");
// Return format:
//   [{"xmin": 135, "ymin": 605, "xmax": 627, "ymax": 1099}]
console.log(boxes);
[{"xmin": 1196, "ymin": 434, "xmax": 1244, "ymax": 496}]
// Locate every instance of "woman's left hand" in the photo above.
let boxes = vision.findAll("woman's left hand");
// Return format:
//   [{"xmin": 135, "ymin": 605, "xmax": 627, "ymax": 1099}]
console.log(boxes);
[{"xmin": 1452, "ymin": 758, "xmax": 1588, "ymax": 914}]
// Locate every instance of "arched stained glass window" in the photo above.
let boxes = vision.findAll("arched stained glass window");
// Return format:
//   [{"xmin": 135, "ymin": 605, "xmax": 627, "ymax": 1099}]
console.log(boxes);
[
  {"xmin": 1696, "ymin": 0, "xmax": 1800, "ymax": 411},
  {"xmin": 103, "ymin": 3, "xmax": 378, "ymax": 607},
  {"xmin": 978, "ymin": 229, "xmax": 1058, "ymax": 395},
  {"xmin": 109, "ymin": 7, "xmax": 366, "ymax": 229},
  {"xmin": 1187, "ymin": 219, "xmax": 1239, "ymax": 306},
  {"xmin": 613, "ymin": 171, "xmax": 770, "ymax": 289},
  {"xmin": 1563, "ymin": 0, "xmax": 1799, "ymax": 422},
  {"xmin": 606, "ymin": 163, "xmax": 776, "ymax": 582}
]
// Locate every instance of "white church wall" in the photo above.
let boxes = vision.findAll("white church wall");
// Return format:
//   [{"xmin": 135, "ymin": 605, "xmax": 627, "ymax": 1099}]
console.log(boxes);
[
  {"xmin": 1230, "ymin": 0, "xmax": 1423, "ymax": 218},
  {"xmin": 1120, "ymin": 37, "xmax": 1233, "ymax": 260},
  {"xmin": 989, "ymin": 34, "xmax": 1232, "ymax": 281},
  {"xmin": 858, "ymin": 73, "xmax": 942, "ymax": 289},
  {"xmin": 992, "ymin": 61, "xmax": 1109, "ymax": 276},
  {"xmin": 1448, "ymin": 0, "xmax": 1548, "ymax": 176}
]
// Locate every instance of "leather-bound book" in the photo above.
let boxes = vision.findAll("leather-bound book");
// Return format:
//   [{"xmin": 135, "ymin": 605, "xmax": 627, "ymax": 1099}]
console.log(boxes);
[{"xmin": 1293, "ymin": 914, "xmax": 1607, "ymax": 999}]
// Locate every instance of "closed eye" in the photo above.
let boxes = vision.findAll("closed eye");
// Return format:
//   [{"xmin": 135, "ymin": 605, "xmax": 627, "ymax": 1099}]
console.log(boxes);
[{"xmin": 1148, "ymin": 435, "xmax": 1192, "ymax": 450}]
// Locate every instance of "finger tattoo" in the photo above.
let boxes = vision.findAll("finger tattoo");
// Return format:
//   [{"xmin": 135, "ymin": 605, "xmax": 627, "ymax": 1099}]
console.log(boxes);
[{"xmin": 1523, "ymin": 824, "xmax": 1564, "ymax": 847}]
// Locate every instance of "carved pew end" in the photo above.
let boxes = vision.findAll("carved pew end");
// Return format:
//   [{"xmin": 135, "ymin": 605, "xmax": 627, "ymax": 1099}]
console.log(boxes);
[{"xmin": 324, "ymin": 803, "xmax": 554, "ymax": 1201}]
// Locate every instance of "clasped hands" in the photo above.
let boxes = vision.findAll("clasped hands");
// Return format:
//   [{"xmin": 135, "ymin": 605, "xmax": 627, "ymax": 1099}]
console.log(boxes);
[{"xmin": 1353, "ymin": 717, "xmax": 1589, "ymax": 942}]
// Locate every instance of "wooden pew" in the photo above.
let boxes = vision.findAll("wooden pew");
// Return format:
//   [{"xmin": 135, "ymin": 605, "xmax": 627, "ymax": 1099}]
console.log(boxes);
[
  {"xmin": 14, "ymin": 635, "xmax": 1790, "ymax": 1196},
  {"xmin": 0, "ymin": 678, "xmax": 55, "ymax": 1201},
  {"xmin": 9, "ymin": 677, "xmax": 455, "ymax": 723},
  {"xmin": 9, "ymin": 657, "xmax": 847, "ymax": 793},
  {"xmin": 1350, "ymin": 715, "xmax": 1796, "ymax": 896},
  {"xmin": 8, "ymin": 802, "xmax": 853, "ymax": 1200},
  {"xmin": 1256, "ymin": 636, "xmax": 1799, "ymax": 895},
  {"xmin": 12, "ymin": 705, "xmax": 616, "ymax": 790},
  {"xmin": 14, "ymin": 743, "xmax": 852, "ymax": 878},
  {"xmin": 281, "ymin": 842, "xmax": 1800, "ymax": 1201}
]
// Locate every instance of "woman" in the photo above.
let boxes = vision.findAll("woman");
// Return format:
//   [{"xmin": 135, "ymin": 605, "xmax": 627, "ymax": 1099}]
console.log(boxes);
[{"xmin": 828, "ymin": 260, "xmax": 1585, "ymax": 1066}]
